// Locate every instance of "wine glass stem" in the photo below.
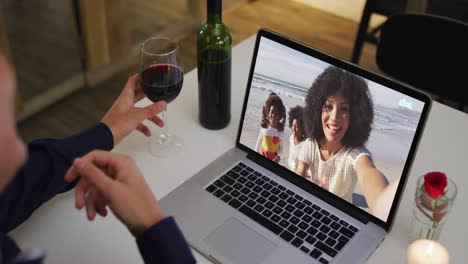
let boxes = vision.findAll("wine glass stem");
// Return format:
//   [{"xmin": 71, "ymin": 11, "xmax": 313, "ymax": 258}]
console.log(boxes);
[{"xmin": 160, "ymin": 106, "xmax": 168, "ymax": 144}]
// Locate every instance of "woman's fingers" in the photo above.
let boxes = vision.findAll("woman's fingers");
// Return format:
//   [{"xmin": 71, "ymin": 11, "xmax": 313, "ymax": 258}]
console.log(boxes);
[
  {"xmin": 84, "ymin": 188, "xmax": 109, "ymax": 220},
  {"xmin": 85, "ymin": 187, "xmax": 98, "ymax": 221},
  {"xmin": 95, "ymin": 193, "xmax": 108, "ymax": 217},
  {"xmin": 64, "ymin": 163, "xmax": 80, "ymax": 182},
  {"xmin": 72, "ymin": 157, "xmax": 116, "ymax": 199},
  {"xmin": 147, "ymin": 115, "xmax": 164, "ymax": 128},
  {"xmin": 75, "ymin": 178, "xmax": 91, "ymax": 210},
  {"xmin": 136, "ymin": 123, "xmax": 151, "ymax": 137}
]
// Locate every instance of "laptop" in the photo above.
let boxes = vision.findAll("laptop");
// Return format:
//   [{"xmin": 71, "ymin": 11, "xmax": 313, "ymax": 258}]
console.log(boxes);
[{"xmin": 160, "ymin": 29, "xmax": 431, "ymax": 264}]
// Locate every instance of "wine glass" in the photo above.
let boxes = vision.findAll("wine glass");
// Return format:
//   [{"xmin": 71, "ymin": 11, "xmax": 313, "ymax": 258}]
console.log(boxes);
[{"xmin": 139, "ymin": 37, "xmax": 184, "ymax": 157}]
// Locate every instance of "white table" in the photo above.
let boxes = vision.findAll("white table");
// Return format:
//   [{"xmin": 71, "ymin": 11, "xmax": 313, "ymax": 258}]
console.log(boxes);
[{"xmin": 11, "ymin": 35, "xmax": 468, "ymax": 263}]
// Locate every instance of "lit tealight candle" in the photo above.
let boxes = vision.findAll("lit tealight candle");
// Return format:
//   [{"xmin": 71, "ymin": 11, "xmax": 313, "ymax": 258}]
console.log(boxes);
[{"xmin": 407, "ymin": 239, "xmax": 450, "ymax": 264}]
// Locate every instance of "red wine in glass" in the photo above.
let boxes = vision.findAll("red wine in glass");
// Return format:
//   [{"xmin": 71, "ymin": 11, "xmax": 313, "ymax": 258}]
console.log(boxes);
[
  {"xmin": 139, "ymin": 36, "xmax": 183, "ymax": 158},
  {"xmin": 140, "ymin": 64, "xmax": 184, "ymax": 103}
]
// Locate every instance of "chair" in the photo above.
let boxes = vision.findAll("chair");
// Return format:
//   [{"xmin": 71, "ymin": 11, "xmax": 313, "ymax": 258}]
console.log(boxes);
[
  {"xmin": 351, "ymin": 0, "xmax": 408, "ymax": 64},
  {"xmin": 426, "ymin": 0, "xmax": 468, "ymax": 23},
  {"xmin": 376, "ymin": 13, "xmax": 468, "ymax": 110}
]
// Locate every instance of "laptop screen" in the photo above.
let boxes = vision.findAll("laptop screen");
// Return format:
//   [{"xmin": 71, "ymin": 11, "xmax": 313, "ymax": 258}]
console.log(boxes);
[{"xmin": 238, "ymin": 35, "xmax": 428, "ymax": 224}]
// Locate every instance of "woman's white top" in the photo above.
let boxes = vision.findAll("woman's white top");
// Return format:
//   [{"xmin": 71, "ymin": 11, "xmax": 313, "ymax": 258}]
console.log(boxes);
[{"xmin": 297, "ymin": 138, "xmax": 370, "ymax": 202}]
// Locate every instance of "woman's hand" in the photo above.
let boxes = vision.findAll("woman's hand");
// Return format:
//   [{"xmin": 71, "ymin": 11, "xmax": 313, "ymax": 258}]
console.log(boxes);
[
  {"xmin": 101, "ymin": 74, "xmax": 167, "ymax": 146},
  {"xmin": 355, "ymin": 155, "xmax": 390, "ymax": 216},
  {"xmin": 64, "ymin": 150, "xmax": 165, "ymax": 236},
  {"xmin": 273, "ymin": 155, "xmax": 280, "ymax": 163}
]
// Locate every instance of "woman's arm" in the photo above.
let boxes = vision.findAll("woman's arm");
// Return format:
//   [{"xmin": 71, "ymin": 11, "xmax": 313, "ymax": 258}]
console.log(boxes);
[
  {"xmin": 0, "ymin": 123, "xmax": 113, "ymax": 233},
  {"xmin": 295, "ymin": 161, "xmax": 309, "ymax": 179},
  {"xmin": 255, "ymin": 130, "xmax": 263, "ymax": 153},
  {"xmin": 278, "ymin": 132, "xmax": 285, "ymax": 157},
  {"xmin": 274, "ymin": 133, "xmax": 284, "ymax": 163},
  {"xmin": 295, "ymin": 141, "xmax": 311, "ymax": 179},
  {"xmin": 355, "ymin": 155, "xmax": 391, "ymax": 216},
  {"xmin": 0, "ymin": 74, "xmax": 166, "ymax": 233},
  {"xmin": 372, "ymin": 178, "xmax": 399, "ymax": 221}
]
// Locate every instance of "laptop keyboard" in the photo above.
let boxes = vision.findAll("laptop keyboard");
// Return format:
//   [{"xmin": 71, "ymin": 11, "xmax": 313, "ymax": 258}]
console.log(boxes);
[{"xmin": 205, "ymin": 162, "xmax": 360, "ymax": 264}]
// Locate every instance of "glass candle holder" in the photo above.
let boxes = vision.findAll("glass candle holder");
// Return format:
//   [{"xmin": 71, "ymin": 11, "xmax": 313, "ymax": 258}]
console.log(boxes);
[{"xmin": 410, "ymin": 173, "xmax": 457, "ymax": 242}]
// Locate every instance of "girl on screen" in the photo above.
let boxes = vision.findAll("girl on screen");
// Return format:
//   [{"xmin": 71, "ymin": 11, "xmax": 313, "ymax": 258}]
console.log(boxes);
[
  {"xmin": 255, "ymin": 94, "xmax": 286, "ymax": 163},
  {"xmin": 295, "ymin": 66, "xmax": 396, "ymax": 219},
  {"xmin": 287, "ymin": 105, "xmax": 306, "ymax": 171}
]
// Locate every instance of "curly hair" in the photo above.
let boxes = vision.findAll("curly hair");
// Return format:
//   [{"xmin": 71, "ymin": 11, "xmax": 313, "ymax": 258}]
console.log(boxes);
[
  {"xmin": 261, "ymin": 93, "xmax": 278, "ymax": 128},
  {"xmin": 288, "ymin": 105, "xmax": 306, "ymax": 140},
  {"xmin": 303, "ymin": 66, "xmax": 374, "ymax": 148},
  {"xmin": 264, "ymin": 94, "xmax": 286, "ymax": 132}
]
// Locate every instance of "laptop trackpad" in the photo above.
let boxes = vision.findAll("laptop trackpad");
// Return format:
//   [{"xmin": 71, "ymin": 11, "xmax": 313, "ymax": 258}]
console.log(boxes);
[{"xmin": 203, "ymin": 217, "xmax": 277, "ymax": 264}]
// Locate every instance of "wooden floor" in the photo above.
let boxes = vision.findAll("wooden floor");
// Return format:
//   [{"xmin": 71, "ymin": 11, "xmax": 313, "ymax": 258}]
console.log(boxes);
[
  {"xmin": 129, "ymin": 0, "xmax": 192, "ymax": 44},
  {"xmin": 16, "ymin": 0, "xmax": 395, "ymax": 142}
]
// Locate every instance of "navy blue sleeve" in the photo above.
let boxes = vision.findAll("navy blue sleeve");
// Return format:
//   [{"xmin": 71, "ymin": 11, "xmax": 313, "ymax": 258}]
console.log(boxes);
[
  {"xmin": 0, "ymin": 123, "xmax": 114, "ymax": 233},
  {"xmin": 136, "ymin": 217, "xmax": 196, "ymax": 264}
]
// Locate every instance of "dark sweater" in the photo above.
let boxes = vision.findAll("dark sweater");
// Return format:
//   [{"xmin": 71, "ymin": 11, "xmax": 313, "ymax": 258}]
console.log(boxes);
[{"xmin": 0, "ymin": 123, "xmax": 195, "ymax": 263}]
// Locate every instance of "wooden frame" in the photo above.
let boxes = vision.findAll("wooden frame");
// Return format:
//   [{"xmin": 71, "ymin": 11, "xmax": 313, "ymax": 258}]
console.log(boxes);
[
  {"xmin": 77, "ymin": 0, "xmax": 131, "ymax": 71},
  {"xmin": 77, "ymin": 0, "xmax": 203, "ymax": 86}
]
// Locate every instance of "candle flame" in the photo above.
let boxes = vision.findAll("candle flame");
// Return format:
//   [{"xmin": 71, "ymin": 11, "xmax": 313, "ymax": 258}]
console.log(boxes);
[{"xmin": 425, "ymin": 242, "xmax": 435, "ymax": 257}]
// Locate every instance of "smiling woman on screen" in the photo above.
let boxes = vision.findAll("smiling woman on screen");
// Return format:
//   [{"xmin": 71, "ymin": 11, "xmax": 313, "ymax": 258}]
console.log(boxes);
[{"xmin": 295, "ymin": 66, "xmax": 397, "ymax": 220}]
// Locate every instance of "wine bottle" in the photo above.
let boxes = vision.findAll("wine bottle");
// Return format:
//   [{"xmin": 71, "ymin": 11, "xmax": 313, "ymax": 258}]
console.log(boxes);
[{"xmin": 197, "ymin": 0, "xmax": 232, "ymax": 130}]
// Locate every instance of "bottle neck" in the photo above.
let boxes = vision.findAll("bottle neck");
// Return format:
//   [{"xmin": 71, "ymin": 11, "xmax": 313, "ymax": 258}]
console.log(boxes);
[{"xmin": 207, "ymin": 0, "xmax": 222, "ymax": 24}]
